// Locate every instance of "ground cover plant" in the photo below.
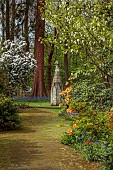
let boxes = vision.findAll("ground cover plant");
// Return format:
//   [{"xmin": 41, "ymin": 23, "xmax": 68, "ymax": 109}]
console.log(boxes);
[
  {"xmin": 0, "ymin": 94, "xmax": 21, "ymax": 131},
  {"xmin": 14, "ymin": 96, "xmax": 50, "ymax": 102},
  {"xmin": 59, "ymin": 77, "xmax": 113, "ymax": 170}
]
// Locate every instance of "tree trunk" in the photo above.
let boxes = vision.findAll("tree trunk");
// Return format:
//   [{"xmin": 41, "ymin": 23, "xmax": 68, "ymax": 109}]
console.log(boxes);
[
  {"xmin": 24, "ymin": 0, "xmax": 29, "ymax": 51},
  {"xmin": 46, "ymin": 43, "xmax": 54, "ymax": 96},
  {"xmin": 64, "ymin": 52, "xmax": 69, "ymax": 82},
  {"xmin": 1, "ymin": 0, "xmax": 5, "ymax": 46},
  {"xmin": 32, "ymin": 0, "xmax": 46, "ymax": 97},
  {"xmin": 6, "ymin": 0, "xmax": 10, "ymax": 40},
  {"xmin": 64, "ymin": 0, "xmax": 70, "ymax": 82},
  {"xmin": 46, "ymin": 28, "xmax": 57, "ymax": 95},
  {"xmin": 10, "ymin": 0, "xmax": 15, "ymax": 41}
]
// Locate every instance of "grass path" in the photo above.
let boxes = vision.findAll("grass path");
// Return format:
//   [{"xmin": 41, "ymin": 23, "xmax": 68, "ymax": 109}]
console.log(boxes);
[{"xmin": 0, "ymin": 107, "xmax": 102, "ymax": 170}]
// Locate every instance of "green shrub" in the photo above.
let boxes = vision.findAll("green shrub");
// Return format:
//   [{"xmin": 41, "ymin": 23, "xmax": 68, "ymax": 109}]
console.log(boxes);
[
  {"xmin": 0, "ymin": 94, "xmax": 21, "ymax": 131},
  {"xmin": 0, "ymin": 68, "xmax": 13, "ymax": 96},
  {"xmin": 60, "ymin": 75, "xmax": 113, "ymax": 169},
  {"xmin": 61, "ymin": 109, "xmax": 113, "ymax": 170},
  {"xmin": 60, "ymin": 80, "xmax": 113, "ymax": 114},
  {"xmin": 83, "ymin": 139, "xmax": 113, "ymax": 170}
]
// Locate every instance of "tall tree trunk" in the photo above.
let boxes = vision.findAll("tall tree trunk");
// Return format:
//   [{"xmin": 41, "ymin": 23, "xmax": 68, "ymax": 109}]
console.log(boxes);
[
  {"xmin": 64, "ymin": 52, "xmax": 69, "ymax": 82},
  {"xmin": 46, "ymin": 28, "xmax": 57, "ymax": 95},
  {"xmin": 10, "ymin": 0, "xmax": 15, "ymax": 41},
  {"xmin": 64, "ymin": 0, "xmax": 70, "ymax": 82},
  {"xmin": 46, "ymin": 43, "xmax": 54, "ymax": 96},
  {"xmin": 24, "ymin": 0, "xmax": 29, "ymax": 51},
  {"xmin": 6, "ymin": 0, "xmax": 10, "ymax": 40},
  {"xmin": 1, "ymin": 0, "xmax": 5, "ymax": 46},
  {"xmin": 32, "ymin": 0, "xmax": 46, "ymax": 97}
]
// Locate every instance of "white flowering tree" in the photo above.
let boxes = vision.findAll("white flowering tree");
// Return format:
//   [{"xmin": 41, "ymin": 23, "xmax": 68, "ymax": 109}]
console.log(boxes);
[
  {"xmin": 0, "ymin": 40, "xmax": 36, "ymax": 95},
  {"xmin": 46, "ymin": 0, "xmax": 113, "ymax": 85}
]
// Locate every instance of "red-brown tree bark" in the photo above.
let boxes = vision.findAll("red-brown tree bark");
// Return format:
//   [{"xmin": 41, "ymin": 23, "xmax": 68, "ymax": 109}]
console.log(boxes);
[{"xmin": 32, "ymin": 0, "xmax": 46, "ymax": 97}]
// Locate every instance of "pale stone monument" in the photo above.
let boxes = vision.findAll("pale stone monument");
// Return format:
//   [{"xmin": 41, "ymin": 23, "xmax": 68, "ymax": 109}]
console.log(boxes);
[{"xmin": 51, "ymin": 61, "xmax": 63, "ymax": 106}]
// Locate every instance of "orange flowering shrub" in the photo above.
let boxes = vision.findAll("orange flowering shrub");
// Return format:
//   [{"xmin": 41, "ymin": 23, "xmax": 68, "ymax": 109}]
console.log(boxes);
[
  {"xmin": 67, "ymin": 129, "xmax": 73, "ymax": 136},
  {"xmin": 59, "ymin": 79, "xmax": 87, "ymax": 117},
  {"xmin": 73, "ymin": 124, "xmax": 78, "ymax": 129},
  {"xmin": 59, "ymin": 81, "xmax": 74, "ymax": 114},
  {"xmin": 65, "ymin": 82, "xmax": 69, "ymax": 86},
  {"xmin": 60, "ymin": 76, "xmax": 113, "ymax": 169},
  {"xmin": 62, "ymin": 109, "xmax": 113, "ymax": 170},
  {"xmin": 64, "ymin": 97, "xmax": 70, "ymax": 104},
  {"xmin": 109, "ymin": 113, "xmax": 113, "ymax": 119},
  {"xmin": 59, "ymin": 90, "xmax": 67, "ymax": 96},
  {"xmin": 59, "ymin": 83, "xmax": 72, "ymax": 97},
  {"xmin": 66, "ymin": 107, "xmax": 72, "ymax": 113},
  {"xmin": 110, "ymin": 107, "xmax": 113, "ymax": 112},
  {"xmin": 85, "ymin": 140, "xmax": 92, "ymax": 144},
  {"xmin": 65, "ymin": 86, "xmax": 72, "ymax": 93},
  {"xmin": 109, "ymin": 113, "xmax": 113, "ymax": 129}
]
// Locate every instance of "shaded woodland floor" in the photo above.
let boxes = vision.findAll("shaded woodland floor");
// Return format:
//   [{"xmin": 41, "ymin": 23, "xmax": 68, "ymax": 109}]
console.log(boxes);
[{"xmin": 0, "ymin": 108, "xmax": 103, "ymax": 170}]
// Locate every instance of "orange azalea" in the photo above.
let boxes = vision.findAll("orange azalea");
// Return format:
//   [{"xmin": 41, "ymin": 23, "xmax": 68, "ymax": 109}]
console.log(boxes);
[
  {"xmin": 65, "ymin": 97, "xmax": 69, "ymax": 104},
  {"xmin": 67, "ymin": 107, "xmax": 72, "ymax": 113},
  {"xmin": 65, "ymin": 81, "xmax": 69, "ymax": 86},
  {"xmin": 73, "ymin": 124, "xmax": 78, "ymax": 129},
  {"xmin": 109, "ymin": 114, "xmax": 113, "ymax": 119},
  {"xmin": 59, "ymin": 90, "xmax": 66, "ymax": 96},
  {"xmin": 85, "ymin": 140, "xmax": 92, "ymax": 144},
  {"xmin": 110, "ymin": 107, "xmax": 113, "ymax": 112},
  {"xmin": 67, "ymin": 129, "xmax": 73, "ymax": 136},
  {"xmin": 72, "ymin": 110, "xmax": 76, "ymax": 113},
  {"xmin": 110, "ymin": 121, "xmax": 113, "ymax": 130},
  {"xmin": 65, "ymin": 87, "xmax": 72, "ymax": 93}
]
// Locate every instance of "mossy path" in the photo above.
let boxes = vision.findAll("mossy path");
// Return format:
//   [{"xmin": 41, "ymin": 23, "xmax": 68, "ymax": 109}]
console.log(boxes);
[{"xmin": 0, "ymin": 108, "xmax": 102, "ymax": 170}]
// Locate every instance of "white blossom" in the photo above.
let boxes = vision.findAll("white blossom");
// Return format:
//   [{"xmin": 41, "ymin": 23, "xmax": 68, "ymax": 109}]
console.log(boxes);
[{"xmin": 0, "ymin": 40, "xmax": 37, "ymax": 89}]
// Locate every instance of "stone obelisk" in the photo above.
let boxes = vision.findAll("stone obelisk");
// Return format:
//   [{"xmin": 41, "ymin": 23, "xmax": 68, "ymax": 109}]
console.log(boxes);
[{"xmin": 51, "ymin": 61, "xmax": 63, "ymax": 106}]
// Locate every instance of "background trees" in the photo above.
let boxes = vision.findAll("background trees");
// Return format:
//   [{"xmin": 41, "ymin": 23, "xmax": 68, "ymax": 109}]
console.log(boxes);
[
  {"xmin": 32, "ymin": 0, "xmax": 46, "ymax": 97},
  {"xmin": 46, "ymin": 0, "xmax": 113, "ymax": 86},
  {"xmin": 0, "ymin": 0, "xmax": 113, "ymax": 97}
]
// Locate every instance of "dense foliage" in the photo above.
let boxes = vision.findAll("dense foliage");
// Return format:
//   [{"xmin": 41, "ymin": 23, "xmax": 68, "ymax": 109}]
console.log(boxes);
[
  {"xmin": 1, "ymin": 0, "xmax": 113, "ymax": 167},
  {"xmin": 0, "ymin": 94, "xmax": 21, "ymax": 131},
  {"xmin": 46, "ymin": 0, "xmax": 113, "ymax": 86},
  {"xmin": 52, "ymin": 2, "xmax": 113, "ymax": 167},
  {"xmin": 0, "ymin": 68, "xmax": 12, "ymax": 96},
  {"xmin": 61, "ymin": 109, "xmax": 113, "ymax": 170},
  {"xmin": 59, "ymin": 76, "xmax": 113, "ymax": 170}
]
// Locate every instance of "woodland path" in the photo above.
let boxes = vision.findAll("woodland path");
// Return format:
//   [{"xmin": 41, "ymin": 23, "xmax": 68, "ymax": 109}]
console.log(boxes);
[{"xmin": 0, "ymin": 108, "xmax": 102, "ymax": 170}]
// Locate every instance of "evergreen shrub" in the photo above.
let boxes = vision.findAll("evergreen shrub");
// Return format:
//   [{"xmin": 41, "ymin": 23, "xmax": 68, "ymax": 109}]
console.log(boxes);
[{"xmin": 0, "ymin": 94, "xmax": 21, "ymax": 131}]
